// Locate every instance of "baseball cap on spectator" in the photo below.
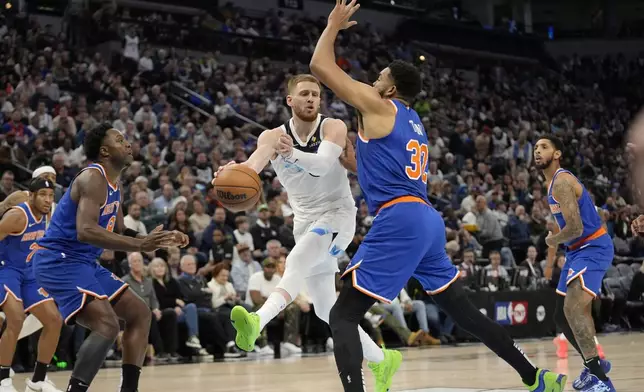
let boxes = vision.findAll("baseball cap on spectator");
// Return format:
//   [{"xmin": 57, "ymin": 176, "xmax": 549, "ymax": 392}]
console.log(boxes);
[
  {"xmin": 257, "ymin": 204, "xmax": 269, "ymax": 212},
  {"xmin": 262, "ymin": 258, "xmax": 276, "ymax": 267}
]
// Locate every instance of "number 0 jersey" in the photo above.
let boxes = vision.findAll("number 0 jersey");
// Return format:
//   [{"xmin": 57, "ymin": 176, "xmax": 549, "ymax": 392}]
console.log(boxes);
[
  {"xmin": 38, "ymin": 163, "xmax": 121, "ymax": 262},
  {"xmin": 356, "ymin": 99, "xmax": 431, "ymax": 215}
]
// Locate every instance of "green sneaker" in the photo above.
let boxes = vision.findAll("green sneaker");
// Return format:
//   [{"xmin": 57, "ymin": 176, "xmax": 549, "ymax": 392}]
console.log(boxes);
[
  {"xmin": 368, "ymin": 349, "xmax": 402, "ymax": 392},
  {"xmin": 230, "ymin": 306, "xmax": 260, "ymax": 352},
  {"xmin": 526, "ymin": 368, "xmax": 567, "ymax": 392}
]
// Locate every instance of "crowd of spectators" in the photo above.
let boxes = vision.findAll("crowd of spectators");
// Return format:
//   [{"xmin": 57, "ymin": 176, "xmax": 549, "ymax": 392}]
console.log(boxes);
[{"xmin": 1, "ymin": 2, "xmax": 644, "ymax": 371}]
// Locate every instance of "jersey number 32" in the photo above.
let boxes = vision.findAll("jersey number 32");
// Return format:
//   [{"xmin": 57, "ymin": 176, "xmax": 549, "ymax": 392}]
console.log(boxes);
[{"xmin": 405, "ymin": 140, "xmax": 429, "ymax": 184}]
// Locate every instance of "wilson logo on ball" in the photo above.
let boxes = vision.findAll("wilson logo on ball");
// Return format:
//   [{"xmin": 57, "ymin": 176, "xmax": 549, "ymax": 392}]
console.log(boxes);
[{"xmin": 217, "ymin": 190, "xmax": 247, "ymax": 201}]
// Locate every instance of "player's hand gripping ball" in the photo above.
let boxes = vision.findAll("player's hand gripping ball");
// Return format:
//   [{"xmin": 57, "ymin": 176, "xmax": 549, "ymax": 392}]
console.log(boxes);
[{"xmin": 212, "ymin": 164, "xmax": 262, "ymax": 213}]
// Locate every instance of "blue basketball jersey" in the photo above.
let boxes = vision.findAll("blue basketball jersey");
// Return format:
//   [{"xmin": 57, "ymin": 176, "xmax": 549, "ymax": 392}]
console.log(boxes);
[
  {"xmin": 38, "ymin": 163, "xmax": 121, "ymax": 261},
  {"xmin": 547, "ymin": 168, "xmax": 603, "ymax": 248},
  {"xmin": 1, "ymin": 202, "xmax": 46, "ymax": 269},
  {"xmin": 356, "ymin": 99, "xmax": 430, "ymax": 215}
]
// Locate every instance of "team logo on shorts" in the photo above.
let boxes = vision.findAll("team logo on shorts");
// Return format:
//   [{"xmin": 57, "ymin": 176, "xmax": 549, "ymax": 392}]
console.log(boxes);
[
  {"xmin": 567, "ymin": 269, "xmax": 574, "ymax": 278},
  {"xmin": 37, "ymin": 288, "xmax": 50, "ymax": 298},
  {"xmin": 111, "ymin": 273, "xmax": 123, "ymax": 282}
]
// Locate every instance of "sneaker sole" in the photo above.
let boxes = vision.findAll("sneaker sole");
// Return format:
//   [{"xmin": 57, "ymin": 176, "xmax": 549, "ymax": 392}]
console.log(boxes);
[
  {"xmin": 230, "ymin": 306, "xmax": 257, "ymax": 352},
  {"xmin": 572, "ymin": 361, "xmax": 612, "ymax": 390}
]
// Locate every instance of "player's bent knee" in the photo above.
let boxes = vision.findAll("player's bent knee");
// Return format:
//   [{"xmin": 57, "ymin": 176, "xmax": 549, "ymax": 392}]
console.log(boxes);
[{"xmin": 5, "ymin": 311, "xmax": 25, "ymax": 332}]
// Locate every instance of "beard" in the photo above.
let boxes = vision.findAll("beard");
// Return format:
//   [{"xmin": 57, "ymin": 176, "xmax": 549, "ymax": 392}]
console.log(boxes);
[
  {"xmin": 535, "ymin": 156, "xmax": 553, "ymax": 171},
  {"xmin": 293, "ymin": 106, "xmax": 319, "ymax": 122}
]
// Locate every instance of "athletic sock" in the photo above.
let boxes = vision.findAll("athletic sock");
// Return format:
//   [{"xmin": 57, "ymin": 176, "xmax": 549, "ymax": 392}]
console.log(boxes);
[
  {"xmin": 257, "ymin": 292, "xmax": 287, "ymax": 331},
  {"xmin": 32, "ymin": 361, "xmax": 48, "ymax": 383},
  {"xmin": 584, "ymin": 356, "xmax": 608, "ymax": 381}
]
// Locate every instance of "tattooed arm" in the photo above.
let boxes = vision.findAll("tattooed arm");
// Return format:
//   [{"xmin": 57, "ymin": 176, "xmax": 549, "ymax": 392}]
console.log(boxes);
[{"xmin": 546, "ymin": 173, "xmax": 583, "ymax": 247}]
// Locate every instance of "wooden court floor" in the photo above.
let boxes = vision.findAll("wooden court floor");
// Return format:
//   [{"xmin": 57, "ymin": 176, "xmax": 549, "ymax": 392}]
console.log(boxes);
[{"xmin": 26, "ymin": 333, "xmax": 644, "ymax": 391}]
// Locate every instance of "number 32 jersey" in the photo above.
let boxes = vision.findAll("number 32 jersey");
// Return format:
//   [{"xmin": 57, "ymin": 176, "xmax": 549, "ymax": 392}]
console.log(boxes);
[{"xmin": 356, "ymin": 99, "xmax": 431, "ymax": 215}]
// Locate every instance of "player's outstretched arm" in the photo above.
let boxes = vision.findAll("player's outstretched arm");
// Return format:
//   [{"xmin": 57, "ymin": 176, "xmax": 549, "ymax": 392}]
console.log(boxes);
[
  {"xmin": 310, "ymin": 1, "xmax": 391, "ymax": 120},
  {"xmin": 241, "ymin": 128, "xmax": 283, "ymax": 173},
  {"xmin": 546, "ymin": 174, "xmax": 583, "ymax": 246},
  {"xmin": 0, "ymin": 191, "xmax": 30, "ymax": 217},
  {"xmin": 0, "ymin": 208, "xmax": 27, "ymax": 241},
  {"xmin": 277, "ymin": 119, "xmax": 347, "ymax": 177},
  {"xmin": 75, "ymin": 170, "xmax": 176, "ymax": 252}
]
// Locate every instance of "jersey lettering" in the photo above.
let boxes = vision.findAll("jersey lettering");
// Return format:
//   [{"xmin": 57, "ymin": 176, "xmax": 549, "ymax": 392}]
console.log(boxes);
[
  {"xmin": 106, "ymin": 216, "xmax": 116, "ymax": 232},
  {"xmin": 405, "ymin": 139, "xmax": 429, "ymax": 184}
]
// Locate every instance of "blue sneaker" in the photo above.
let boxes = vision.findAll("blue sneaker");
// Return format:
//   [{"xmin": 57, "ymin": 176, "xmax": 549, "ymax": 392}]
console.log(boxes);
[
  {"xmin": 579, "ymin": 375, "xmax": 616, "ymax": 392},
  {"xmin": 573, "ymin": 360, "xmax": 612, "ymax": 390}
]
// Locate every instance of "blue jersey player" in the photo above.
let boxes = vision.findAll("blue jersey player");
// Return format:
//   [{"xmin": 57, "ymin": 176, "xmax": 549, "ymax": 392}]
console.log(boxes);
[
  {"xmin": 31, "ymin": 124, "xmax": 187, "ymax": 392},
  {"xmin": 0, "ymin": 178, "xmax": 63, "ymax": 392},
  {"xmin": 536, "ymin": 136, "xmax": 616, "ymax": 392},
  {"xmin": 309, "ymin": 2, "xmax": 566, "ymax": 392}
]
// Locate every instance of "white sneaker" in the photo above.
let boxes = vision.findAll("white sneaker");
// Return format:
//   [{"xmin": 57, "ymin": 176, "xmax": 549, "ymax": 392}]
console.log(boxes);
[
  {"xmin": 281, "ymin": 342, "xmax": 302, "ymax": 355},
  {"xmin": 197, "ymin": 348, "xmax": 209, "ymax": 356},
  {"xmin": 326, "ymin": 337, "xmax": 334, "ymax": 351},
  {"xmin": 0, "ymin": 378, "xmax": 18, "ymax": 392},
  {"xmin": 186, "ymin": 336, "xmax": 202, "ymax": 349},
  {"xmin": 25, "ymin": 378, "xmax": 63, "ymax": 392},
  {"xmin": 258, "ymin": 345, "xmax": 274, "ymax": 356}
]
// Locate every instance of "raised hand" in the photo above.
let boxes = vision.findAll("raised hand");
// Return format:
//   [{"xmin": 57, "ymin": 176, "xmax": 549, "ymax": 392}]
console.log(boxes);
[
  {"xmin": 277, "ymin": 134, "xmax": 294, "ymax": 159},
  {"xmin": 139, "ymin": 231, "xmax": 178, "ymax": 252},
  {"xmin": 212, "ymin": 161, "xmax": 236, "ymax": 184},
  {"xmin": 328, "ymin": 0, "xmax": 360, "ymax": 30}
]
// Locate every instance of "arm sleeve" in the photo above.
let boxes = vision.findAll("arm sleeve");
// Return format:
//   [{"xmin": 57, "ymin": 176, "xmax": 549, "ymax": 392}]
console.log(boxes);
[{"xmin": 286, "ymin": 140, "xmax": 343, "ymax": 177}]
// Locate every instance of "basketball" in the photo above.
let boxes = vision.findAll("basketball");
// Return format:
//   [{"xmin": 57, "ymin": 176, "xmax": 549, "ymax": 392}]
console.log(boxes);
[{"xmin": 213, "ymin": 164, "xmax": 262, "ymax": 212}]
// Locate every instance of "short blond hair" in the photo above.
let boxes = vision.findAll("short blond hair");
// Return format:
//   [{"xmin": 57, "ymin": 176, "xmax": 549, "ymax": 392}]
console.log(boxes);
[{"xmin": 287, "ymin": 74, "xmax": 322, "ymax": 93}]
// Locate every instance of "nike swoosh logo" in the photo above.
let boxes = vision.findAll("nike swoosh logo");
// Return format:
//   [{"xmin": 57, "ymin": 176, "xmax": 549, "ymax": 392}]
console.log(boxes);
[
  {"xmin": 28, "ymin": 223, "xmax": 37, "ymax": 227},
  {"xmin": 578, "ymin": 244, "xmax": 590, "ymax": 250},
  {"xmin": 308, "ymin": 173, "xmax": 320, "ymax": 178}
]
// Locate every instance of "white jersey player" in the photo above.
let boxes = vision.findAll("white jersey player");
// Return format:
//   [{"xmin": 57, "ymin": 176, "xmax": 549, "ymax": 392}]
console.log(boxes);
[{"xmin": 215, "ymin": 74, "xmax": 386, "ymax": 367}]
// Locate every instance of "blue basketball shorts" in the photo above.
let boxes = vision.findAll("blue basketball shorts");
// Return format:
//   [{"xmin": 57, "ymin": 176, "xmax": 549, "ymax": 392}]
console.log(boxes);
[
  {"xmin": 0, "ymin": 265, "xmax": 53, "ymax": 312},
  {"xmin": 342, "ymin": 199, "xmax": 459, "ymax": 303},
  {"xmin": 556, "ymin": 235, "xmax": 614, "ymax": 297},
  {"xmin": 32, "ymin": 248, "xmax": 129, "ymax": 324}
]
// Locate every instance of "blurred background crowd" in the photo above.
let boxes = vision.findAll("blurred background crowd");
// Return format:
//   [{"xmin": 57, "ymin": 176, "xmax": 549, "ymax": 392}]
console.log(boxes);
[{"xmin": 1, "ymin": 0, "xmax": 644, "ymax": 373}]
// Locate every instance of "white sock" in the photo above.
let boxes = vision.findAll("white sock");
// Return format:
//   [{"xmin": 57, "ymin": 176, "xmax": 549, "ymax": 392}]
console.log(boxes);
[
  {"xmin": 360, "ymin": 327, "xmax": 384, "ymax": 363},
  {"xmin": 304, "ymin": 271, "xmax": 385, "ymax": 363},
  {"xmin": 257, "ymin": 292, "xmax": 288, "ymax": 331}
]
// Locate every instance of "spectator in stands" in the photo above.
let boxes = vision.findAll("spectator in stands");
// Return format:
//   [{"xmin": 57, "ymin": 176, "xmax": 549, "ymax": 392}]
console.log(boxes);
[
  {"xmin": 0, "ymin": 171, "xmax": 16, "ymax": 201},
  {"xmin": 99, "ymin": 249, "xmax": 125, "ymax": 278},
  {"xmin": 165, "ymin": 208, "xmax": 196, "ymax": 249},
  {"xmin": 188, "ymin": 198, "xmax": 210, "ymax": 236},
  {"xmin": 154, "ymin": 184, "xmax": 175, "ymax": 213},
  {"xmin": 232, "ymin": 216, "xmax": 258, "ymax": 259},
  {"xmin": 198, "ymin": 228, "xmax": 234, "ymax": 277},
  {"xmin": 506, "ymin": 205, "xmax": 533, "ymax": 262},
  {"xmin": 482, "ymin": 250, "xmax": 510, "ymax": 291},
  {"xmin": 123, "ymin": 252, "xmax": 179, "ymax": 360},
  {"xmin": 123, "ymin": 203, "xmax": 148, "ymax": 235},
  {"xmin": 177, "ymin": 254, "xmax": 241, "ymax": 358},
  {"xmin": 231, "ymin": 244, "xmax": 262, "ymax": 299},
  {"xmin": 250, "ymin": 204, "xmax": 280, "ymax": 250},
  {"xmin": 520, "ymin": 246, "xmax": 543, "ymax": 279},
  {"xmin": 474, "ymin": 195, "xmax": 504, "ymax": 257},
  {"xmin": 201, "ymin": 207, "xmax": 233, "ymax": 254},
  {"xmin": 457, "ymin": 248, "xmax": 480, "ymax": 290},
  {"xmin": 278, "ymin": 211, "xmax": 295, "ymax": 250},
  {"xmin": 149, "ymin": 258, "xmax": 207, "ymax": 355}
]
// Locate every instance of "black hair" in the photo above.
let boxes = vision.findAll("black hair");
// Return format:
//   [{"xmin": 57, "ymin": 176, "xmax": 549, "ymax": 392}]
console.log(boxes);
[
  {"xmin": 540, "ymin": 135, "xmax": 565, "ymax": 158},
  {"xmin": 388, "ymin": 60, "xmax": 422, "ymax": 103},
  {"xmin": 84, "ymin": 123, "xmax": 113, "ymax": 161}
]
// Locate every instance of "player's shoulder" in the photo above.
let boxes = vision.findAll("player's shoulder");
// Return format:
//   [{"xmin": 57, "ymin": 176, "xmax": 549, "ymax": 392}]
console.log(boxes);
[
  {"xmin": 321, "ymin": 117, "xmax": 347, "ymax": 132},
  {"xmin": 552, "ymin": 171, "xmax": 582, "ymax": 193},
  {"xmin": 1, "ymin": 206, "xmax": 27, "ymax": 224}
]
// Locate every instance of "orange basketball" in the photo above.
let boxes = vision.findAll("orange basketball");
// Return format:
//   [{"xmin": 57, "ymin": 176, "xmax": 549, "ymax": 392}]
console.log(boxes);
[{"xmin": 213, "ymin": 164, "xmax": 262, "ymax": 212}]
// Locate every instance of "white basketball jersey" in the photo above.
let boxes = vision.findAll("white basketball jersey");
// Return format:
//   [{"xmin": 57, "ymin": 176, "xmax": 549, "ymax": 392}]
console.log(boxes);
[{"xmin": 270, "ymin": 115, "xmax": 354, "ymax": 222}]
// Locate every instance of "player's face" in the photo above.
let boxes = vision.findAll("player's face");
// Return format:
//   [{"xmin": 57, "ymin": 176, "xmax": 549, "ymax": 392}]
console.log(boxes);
[
  {"xmin": 32, "ymin": 188, "xmax": 54, "ymax": 215},
  {"xmin": 373, "ymin": 68, "xmax": 395, "ymax": 99},
  {"xmin": 103, "ymin": 129, "xmax": 133, "ymax": 167},
  {"xmin": 287, "ymin": 81, "xmax": 321, "ymax": 122},
  {"xmin": 533, "ymin": 139, "xmax": 560, "ymax": 170}
]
